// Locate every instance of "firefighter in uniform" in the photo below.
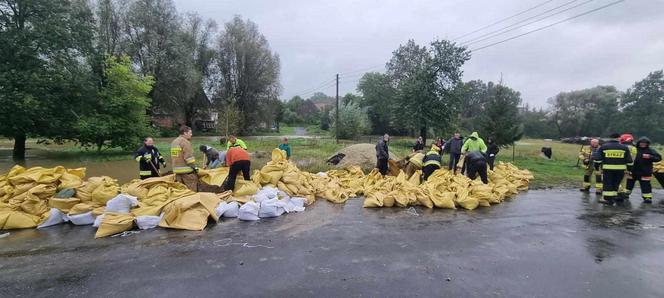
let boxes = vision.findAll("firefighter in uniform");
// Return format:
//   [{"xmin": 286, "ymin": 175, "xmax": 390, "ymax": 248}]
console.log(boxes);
[
  {"xmin": 625, "ymin": 137, "xmax": 661, "ymax": 203},
  {"xmin": 171, "ymin": 126, "xmax": 199, "ymax": 191},
  {"xmin": 618, "ymin": 134, "xmax": 638, "ymax": 198},
  {"xmin": 421, "ymin": 145, "xmax": 442, "ymax": 181},
  {"xmin": 133, "ymin": 137, "xmax": 166, "ymax": 179},
  {"xmin": 596, "ymin": 133, "xmax": 633, "ymax": 205},
  {"xmin": 579, "ymin": 138, "xmax": 603, "ymax": 194}
]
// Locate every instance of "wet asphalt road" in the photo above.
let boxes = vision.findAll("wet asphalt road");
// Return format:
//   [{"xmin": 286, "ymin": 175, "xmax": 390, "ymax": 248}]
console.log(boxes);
[{"xmin": 1, "ymin": 189, "xmax": 664, "ymax": 298}]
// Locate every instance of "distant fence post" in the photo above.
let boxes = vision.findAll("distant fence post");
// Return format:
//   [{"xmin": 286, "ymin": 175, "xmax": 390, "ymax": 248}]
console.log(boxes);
[{"xmin": 512, "ymin": 143, "xmax": 515, "ymax": 162}]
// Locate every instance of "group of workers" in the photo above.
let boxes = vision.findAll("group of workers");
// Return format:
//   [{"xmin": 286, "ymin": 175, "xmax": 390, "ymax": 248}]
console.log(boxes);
[
  {"xmin": 579, "ymin": 133, "xmax": 661, "ymax": 205},
  {"xmin": 132, "ymin": 126, "xmax": 292, "ymax": 193},
  {"xmin": 377, "ymin": 131, "xmax": 500, "ymax": 184}
]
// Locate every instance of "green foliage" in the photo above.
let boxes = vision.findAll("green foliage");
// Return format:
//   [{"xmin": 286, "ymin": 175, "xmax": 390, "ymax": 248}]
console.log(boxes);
[
  {"xmin": 320, "ymin": 107, "xmax": 331, "ymax": 131},
  {"xmin": 547, "ymin": 86, "xmax": 620, "ymax": 137},
  {"xmin": 331, "ymin": 103, "xmax": 370, "ymax": 139},
  {"xmin": 283, "ymin": 96, "xmax": 320, "ymax": 124},
  {"xmin": 619, "ymin": 70, "xmax": 664, "ymax": 141},
  {"xmin": 217, "ymin": 103, "xmax": 243, "ymax": 136},
  {"xmin": 0, "ymin": 0, "xmax": 97, "ymax": 159},
  {"xmin": 76, "ymin": 56, "xmax": 154, "ymax": 152},
  {"xmin": 521, "ymin": 106, "xmax": 557, "ymax": 139},
  {"xmin": 216, "ymin": 16, "xmax": 280, "ymax": 133},
  {"xmin": 479, "ymin": 83, "xmax": 523, "ymax": 146},
  {"xmin": 386, "ymin": 39, "xmax": 471, "ymax": 143},
  {"xmin": 357, "ymin": 72, "xmax": 397, "ymax": 134}
]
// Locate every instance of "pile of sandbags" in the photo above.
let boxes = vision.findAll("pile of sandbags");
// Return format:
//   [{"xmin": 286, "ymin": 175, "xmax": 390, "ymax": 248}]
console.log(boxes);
[
  {"xmin": 362, "ymin": 161, "xmax": 534, "ymax": 210},
  {"xmin": 0, "ymin": 165, "xmax": 120, "ymax": 230}
]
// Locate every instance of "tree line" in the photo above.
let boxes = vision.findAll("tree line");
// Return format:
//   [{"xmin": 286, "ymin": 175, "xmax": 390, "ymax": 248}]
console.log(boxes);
[
  {"xmin": 522, "ymin": 70, "xmax": 664, "ymax": 142},
  {"xmin": 0, "ymin": 0, "xmax": 280, "ymax": 159}
]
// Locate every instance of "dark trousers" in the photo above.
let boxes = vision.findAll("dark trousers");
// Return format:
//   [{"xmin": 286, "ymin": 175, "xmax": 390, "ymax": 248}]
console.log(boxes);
[
  {"xmin": 422, "ymin": 164, "xmax": 440, "ymax": 181},
  {"xmin": 377, "ymin": 158, "xmax": 388, "ymax": 175},
  {"xmin": 448, "ymin": 153, "xmax": 461, "ymax": 172},
  {"xmin": 626, "ymin": 174, "xmax": 653, "ymax": 199},
  {"xmin": 466, "ymin": 161, "xmax": 488, "ymax": 184},
  {"xmin": 602, "ymin": 169, "xmax": 625, "ymax": 201},
  {"xmin": 223, "ymin": 160, "xmax": 251, "ymax": 191},
  {"xmin": 488, "ymin": 156, "xmax": 496, "ymax": 170}
]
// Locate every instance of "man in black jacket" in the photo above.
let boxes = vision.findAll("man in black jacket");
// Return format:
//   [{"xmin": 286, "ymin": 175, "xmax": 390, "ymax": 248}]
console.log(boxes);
[
  {"xmin": 596, "ymin": 133, "xmax": 633, "ymax": 205},
  {"xmin": 626, "ymin": 137, "xmax": 661, "ymax": 203},
  {"xmin": 487, "ymin": 137, "xmax": 500, "ymax": 170},
  {"xmin": 133, "ymin": 137, "xmax": 166, "ymax": 179},
  {"xmin": 465, "ymin": 151, "xmax": 488, "ymax": 184},
  {"xmin": 412, "ymin": 136, "xmax": 424, "ymax": 152},
  {"xmin": 375, "ymin": 134, "xmax": 390, "ymax": 175},
  {"xmin": 446, "ymin": 132, "xmax": 464, "ymax": 174}
]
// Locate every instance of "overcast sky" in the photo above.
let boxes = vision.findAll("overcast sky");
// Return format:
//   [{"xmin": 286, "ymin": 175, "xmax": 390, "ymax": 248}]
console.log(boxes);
[{"xmin": 174, "ymin": 0, "xmax": 664, "ymax": 107}]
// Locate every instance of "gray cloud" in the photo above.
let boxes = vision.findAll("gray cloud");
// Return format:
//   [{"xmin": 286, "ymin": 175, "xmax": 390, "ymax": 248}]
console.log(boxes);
[{"xmin": 174, "ymin": 0, "xmax": 664, "ymax": 107}]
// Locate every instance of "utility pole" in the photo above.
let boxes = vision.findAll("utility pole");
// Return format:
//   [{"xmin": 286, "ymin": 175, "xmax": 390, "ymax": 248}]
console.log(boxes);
[{"xmin": 335, "ymin": 73, "xmax": 339, "ymax": 144}]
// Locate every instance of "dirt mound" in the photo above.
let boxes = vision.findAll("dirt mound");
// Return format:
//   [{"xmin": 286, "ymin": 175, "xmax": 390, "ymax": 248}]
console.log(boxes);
[{"xmin": 328, "ymin": 144, "xmax": 400, "ymax": 169}]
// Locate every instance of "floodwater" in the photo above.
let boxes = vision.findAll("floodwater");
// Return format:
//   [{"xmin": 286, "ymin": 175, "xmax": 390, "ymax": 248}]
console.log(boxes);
[{"xmin": 2, "ymin": 190, "xmax": 664, "ymax": 297}]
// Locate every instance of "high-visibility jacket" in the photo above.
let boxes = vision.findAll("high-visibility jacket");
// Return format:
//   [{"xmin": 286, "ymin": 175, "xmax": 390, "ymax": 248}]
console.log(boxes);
[
  {"xmin": 579, "ymin": 145, "xmax": 601, "ymax": 167},
  {"xmin": 461, "ymin": 132, "xmax": 487, "ymax": 153},
  {"xmin": 132, "ymin": 145, "xmax": 165, "ymax": 177},
  {"xmin": 597, "ymin": 140, "xmax": 632, "ymax": 170},
  {"xmin": 226, "ymin": 138, "xmax": 248, "ymax": 150},
  {"xmin": 409, "ymin": 152, "xmax": 425, "ymax": 167},
  {"xmin": 423, "ymin": 151, "xmax": 441, "ymax": 167},
  {"xmin": 171, "ymin": 136, "xmax": 196, "ymax": 174}
]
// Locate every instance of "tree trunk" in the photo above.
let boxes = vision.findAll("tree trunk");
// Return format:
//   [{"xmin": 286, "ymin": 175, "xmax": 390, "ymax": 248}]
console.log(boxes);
[
  {"xmin": 13, "ymin": 134, "xmax": 27, "ymax": 162},
  {"xmin": 420, "ymin": 126, "xmax": 427, "ymax": 146}
]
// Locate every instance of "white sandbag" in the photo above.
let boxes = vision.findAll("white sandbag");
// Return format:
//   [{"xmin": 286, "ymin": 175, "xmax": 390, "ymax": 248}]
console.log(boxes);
[
  {"xmin": 238, "ymin": 201, "xmax": 260, "ymax": 221},
  {"xmin": 290, "ymin": 197, "xmax": 306, "ymax": 208},
  {"xmin": 253, "ymin": 193, "xmax": 270, "ymax": 203},
  {"xmin": 277, "ymin": 190, "xmax": 290, "ymax": 200},
  {"xmin": 105, "ymin": 194, "xmax": 139, "ymax": 213},
  {"xmin": 68, "ymin": 211, "xmax": 95, "ymax": 226},
  {"xmin": 37, "ymin": 208, "xmax": 66, "ymax": 228},
  {"xmin": 259, "ymin": 186, "xmax": 279, "ymax": 198},
  {"xmin": 215, "ymin": 201, "xmax": 239, "ymax": 218},
  {"xmin": 259, "ymin": 198, "xmax": 285, "ymax": 218},
  {"xmin": 93, "ymin": 214, "xmax": 105, "ymax": 228},
  {"xmin": 136, "ymin": 215, "xmax": 162, "ymax": 230}
]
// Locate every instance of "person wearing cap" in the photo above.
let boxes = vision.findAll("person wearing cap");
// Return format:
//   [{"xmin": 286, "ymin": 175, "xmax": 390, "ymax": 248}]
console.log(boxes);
[
  {"xmin": 618, "ymin": 133, "xmax": 638, "ymax": 198},
  {"xmin": 278, "ymin": 137, "xmax": 292, "ymax": 160},
  {"xmin": 375, "ymin": 134, "xmax": 390, "ymax": 175},
  {"xmin": 596, "ymin": 133, "xmax": 633, "ymax": 205},
  {"xmin": 422, "ymin": 144, "xmax": 442, "ymax": 181},
  {"xmin": 199, "ymin": 145, "xmax": 221, "ymax": 169},
  {"xmin": 225, "ymin": 135, "xmax": 248, "ymax": 150}
]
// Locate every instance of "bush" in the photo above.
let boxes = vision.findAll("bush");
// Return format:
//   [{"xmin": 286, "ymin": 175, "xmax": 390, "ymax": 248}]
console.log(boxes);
[{"xmin": 331, "ymin": 103, "xmax": 370, "ymax": 139}]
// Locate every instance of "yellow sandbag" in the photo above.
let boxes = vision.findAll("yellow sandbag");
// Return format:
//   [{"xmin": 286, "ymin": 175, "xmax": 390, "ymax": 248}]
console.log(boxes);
[
  {"xmin": 234, "ymin": 179, "xmax": 258, "ymax": 196},
  {"xmin": 95, "ymin": 213, "xmax": 135, "ymax": 238},
  {"xmin": 198, "ymin": 167, "xmax": 230, "ymax": 186},
  {"xmin": 0, "ymin": 210, "xmax": 43, "ymax": 229},
  {"xmin": 68, "ymin": 202, "xmax": 100, "ymax": 215},
  {"xmin": 58, "ymin": 172, "xmax": 84, "ymax": 190},
  {"xmin": 8, "ymin": 166, "xmax": 65, "ymax": 185},
  {"xmin": 48, "ymin": 197, "xmax": 81, "ymax": 212},
  {"xmin": 363, "ymin": 192, "xmax": 384, "ymax": 208},
  {"xmin": 271, "ymin": 148, "xmax": 287, "ymax": 162},
  {"xmin": 159, "ymin": 193, "xmax": 221, "ymax": 231},
  {"xmin": 454, "ymin": 188, "xmax": 478, "ymax": 210}
]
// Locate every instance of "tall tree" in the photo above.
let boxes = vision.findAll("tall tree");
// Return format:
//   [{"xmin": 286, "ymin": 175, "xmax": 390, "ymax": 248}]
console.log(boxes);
[
  {"xmin": 0, "ymin": 0, "xmax": 97, "ymax": 160},
  {"xmin": 620, "ymin": 70, "xmax": 664, "ymax": 142},
  {"xmin": 479, "ymin": 82, "xmax": 523, "ymax": 146},
  {"xmin": 215, "ymin": 16, "xmax": 280, "ymax": 133},
  {"xmin": 546, "ymin": 86, "xmax": 620, "ymax": 137},
  {"xmin": 456, "ymin": 80, "xmax": 489, "ymax": 133},
  {"xmin": 76, "ymin": 56, "xmax": 154, "ymax": 152},
  {"xmin": 357, "ymin": 72, "xmax": 396, "ymax": 134},
  {"xmin": 386, "ymin": 39, "xmax": 470, "ymax": 144}
]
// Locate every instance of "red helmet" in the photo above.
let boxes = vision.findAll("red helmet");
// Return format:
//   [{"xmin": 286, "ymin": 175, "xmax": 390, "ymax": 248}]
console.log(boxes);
[{"xmin": 619, "ymin": 133, "xmax": 634, "ymax": 144}]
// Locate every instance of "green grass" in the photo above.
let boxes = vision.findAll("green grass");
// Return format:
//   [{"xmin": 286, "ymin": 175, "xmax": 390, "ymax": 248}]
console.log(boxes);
[{"xmin": 2, "ymin": 137, "xmax": 609, "ymax": 189}]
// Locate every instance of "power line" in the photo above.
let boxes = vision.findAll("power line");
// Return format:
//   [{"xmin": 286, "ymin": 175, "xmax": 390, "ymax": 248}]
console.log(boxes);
[
  {"xmin": 291, "ymin": 77, "xmax": 336, "ymax": 96},
  {"xmin": 298, "ymin": 80, "xmax": 337, "ymax": 98},
  {"xmin": 461, "ymin": 0, "xmax": 594, "ymax": 46},
  {"xmin": 452, "ymin": 0, "xmax": 557, "ymax": 40},
  {"xmin": 471, "ymin": 0, "xmax": 625, "ymax": 52}
]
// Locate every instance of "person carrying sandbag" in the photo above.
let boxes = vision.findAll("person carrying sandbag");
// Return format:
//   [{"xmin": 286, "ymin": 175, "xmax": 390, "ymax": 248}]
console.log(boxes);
[
  {"xmin": 278, "ymin": 137, "xmax": 292, "ymax": 160},
  {"xmin": 171, "ymin": 126, "xmax": 199, "ymax": 191},
  {"xmin": 222, "ymin": 146, "xmax": 251, "ymax": 192},
  {"xmin": 422, "ymin": 145, "xmax": 442, "ymax": 181},
  {"xmin": 465, "ymin": 151, "xmax": 489, "ymax": 184}
]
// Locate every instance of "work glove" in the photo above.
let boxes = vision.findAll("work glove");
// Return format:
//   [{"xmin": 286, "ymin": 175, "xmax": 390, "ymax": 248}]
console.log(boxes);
[
  {"xmin": 193, "ymin": 166, "xmax": 200, "ymax": 174},
  {"xmin": 582, "ymin": 159, "xmax": 589, "ymax": 166},
  {"xmin": 489, "ymin": 154, "xmax": 495, "ymax": 157},
  {"xmin": 143, "ymin": 153, "xmax": 152, "ymax": 161},
  {"xmin": 159, "ymin": 156, "xmax": 166, "ymax": 167}
]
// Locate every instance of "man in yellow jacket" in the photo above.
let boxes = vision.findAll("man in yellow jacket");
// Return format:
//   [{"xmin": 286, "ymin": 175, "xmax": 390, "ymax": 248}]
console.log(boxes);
[
  {"xmin": 579, "ymin": 138, "xmax": 603, "ymax": 194},
  {"xmin": 171, "ymin": 126, "xmax": 199, "ymax": 191}
]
